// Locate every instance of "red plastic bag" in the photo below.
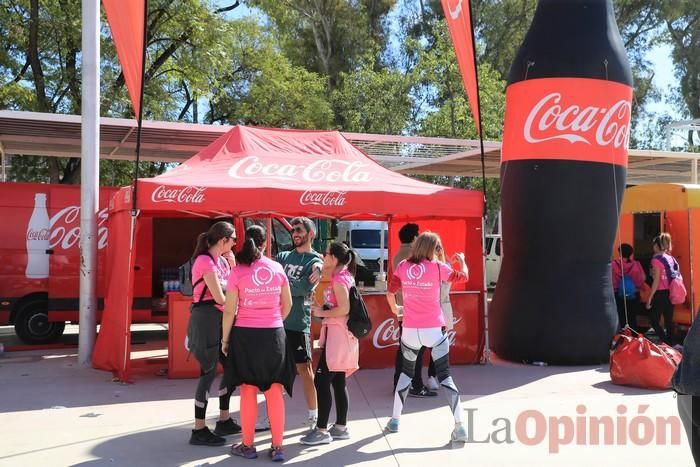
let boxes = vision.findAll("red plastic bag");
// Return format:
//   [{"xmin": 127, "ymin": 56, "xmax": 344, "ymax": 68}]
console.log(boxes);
[{"xmin": 609, "ymin": 328, "xmax": 682, "ymax": 390}]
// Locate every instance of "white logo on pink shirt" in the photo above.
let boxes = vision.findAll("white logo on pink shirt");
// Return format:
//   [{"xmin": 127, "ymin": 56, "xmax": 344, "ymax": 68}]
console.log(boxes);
[
  {"xmin": 252, "ymin": 266, "xmax": 275, "ymax": 286},
  {"xmin": 406, "ymin": 263, "xmax": 426, "ymax": 281}
]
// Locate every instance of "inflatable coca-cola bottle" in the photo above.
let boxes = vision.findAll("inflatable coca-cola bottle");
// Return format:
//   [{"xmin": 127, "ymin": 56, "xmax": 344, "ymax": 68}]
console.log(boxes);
[{"xmin": 490, "ymin": 0, "xmax": 633, "ymax": 364}]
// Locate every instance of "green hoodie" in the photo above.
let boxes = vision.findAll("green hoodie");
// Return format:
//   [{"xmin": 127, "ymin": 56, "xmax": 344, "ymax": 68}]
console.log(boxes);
[{"xmin": 276, "ymin": 249, "xmax": 323, "ymax": 333}]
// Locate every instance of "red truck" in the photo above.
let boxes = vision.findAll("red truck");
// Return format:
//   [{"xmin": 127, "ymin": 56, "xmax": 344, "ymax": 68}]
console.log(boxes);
[
  {"xmin": 0, "ymin": 182, "xmax": 296, "ymax": 344},
  {"xmin": 0, "ymin": 183, "xmax": 153, "ymax": 344}
]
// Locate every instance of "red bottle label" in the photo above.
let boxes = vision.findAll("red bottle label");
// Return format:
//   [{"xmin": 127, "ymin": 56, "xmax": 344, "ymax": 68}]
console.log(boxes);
[{"xmin": 502, "ymin": 78, "xmax": 633, "ymax": 166}]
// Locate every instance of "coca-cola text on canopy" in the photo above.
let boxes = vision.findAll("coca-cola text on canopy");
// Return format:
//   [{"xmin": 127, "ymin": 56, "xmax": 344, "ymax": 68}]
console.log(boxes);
[
  {"xmin": 502, "ymin": 78, "xmax": 633, "ymax": 165},
  {"xmin": 151, "ymin": 185, "xmax": 206, "ymax": 204},
  {"xmin": 228, "ymin": 156, "xmax": 372, "ymax": 184}
]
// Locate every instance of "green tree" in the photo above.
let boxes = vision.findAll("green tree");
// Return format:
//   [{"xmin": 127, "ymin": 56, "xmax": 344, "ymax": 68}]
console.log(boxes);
[
  {"xmin": 330, "ymin": 63, "xmax": 412, "ymax": 133},
  {"xmin": 249, "ymin": 0, "xmax": 397, "ymax": 91}
]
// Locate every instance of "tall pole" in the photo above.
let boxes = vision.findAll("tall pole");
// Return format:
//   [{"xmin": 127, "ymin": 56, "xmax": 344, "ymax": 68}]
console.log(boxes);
[{"xmin": 79, "ymin": 0, "xmax": 100, "ymax": 366}]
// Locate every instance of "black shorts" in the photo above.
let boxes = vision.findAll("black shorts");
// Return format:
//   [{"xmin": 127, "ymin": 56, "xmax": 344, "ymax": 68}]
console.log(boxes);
[{"xmin": 286, "ymin": 329, "xmax": 312, "ymax": 364}]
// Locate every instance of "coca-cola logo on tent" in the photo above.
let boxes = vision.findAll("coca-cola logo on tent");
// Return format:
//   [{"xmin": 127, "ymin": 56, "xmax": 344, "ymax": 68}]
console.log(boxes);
[
  {"xmin": 372, "ymin": 317, "xmax": 461, "ymax": 349},
  {"xmin": 228, "ymin": 156, "xmax": 371, "ymax": 184},
  {"xmin": 151, "ymin": 185, "xmax": 206, "ymax": 204},
  {"xmin": 524, "ymin": 92, "xmax": 631, "ymax": 149},
  {"xmin": 48, "ymin": 206, "xmax": 109, "ymax": 250},
  {"xmin": 299, "ymin": 190, "xmax": 347, "ymax": 207}
]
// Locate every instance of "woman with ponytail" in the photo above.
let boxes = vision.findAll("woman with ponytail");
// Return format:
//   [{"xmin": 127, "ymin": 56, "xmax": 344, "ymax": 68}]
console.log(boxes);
[
  {"xmin": 187, "ymin": 221, "xmax": 240, "ymax": 446},
  {"xmin": 647, "ymin": 232, "xmax": 678, "ymax": 345},
  {"xmin": 300, "ymin": 242, "xmax": 359, "ymax": 445},
  {"xmin": 222, "ymin": 225, "xmax": 294, "ymax": 462}
]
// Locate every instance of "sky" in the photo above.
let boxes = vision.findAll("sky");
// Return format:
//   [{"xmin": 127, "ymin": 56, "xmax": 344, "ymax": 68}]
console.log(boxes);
[{"xmin": 227, "ymin": 2, "xmax": 685, "ymax": 147}]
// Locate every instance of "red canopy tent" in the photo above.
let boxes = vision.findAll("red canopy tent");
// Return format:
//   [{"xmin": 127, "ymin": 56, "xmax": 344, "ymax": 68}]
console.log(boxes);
[{"xmin": 93, "ymin": 125, "xmax": 484, "ymax": 380}]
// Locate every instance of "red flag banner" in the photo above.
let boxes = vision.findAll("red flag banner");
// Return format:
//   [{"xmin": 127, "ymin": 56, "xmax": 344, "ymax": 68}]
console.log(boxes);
[
  {"xmin": 102, "ymin": 0, "xmax": 146, "ymax": 117},
  {"xmin": 441, "ymin": 0, "xmax": 481, "ymax": 135}
]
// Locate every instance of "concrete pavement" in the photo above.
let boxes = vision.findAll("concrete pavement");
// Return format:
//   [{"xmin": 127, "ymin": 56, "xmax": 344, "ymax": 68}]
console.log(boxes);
[{"xmin": 0, "ymin": 334, "xmax": 695, "ymax": 466}]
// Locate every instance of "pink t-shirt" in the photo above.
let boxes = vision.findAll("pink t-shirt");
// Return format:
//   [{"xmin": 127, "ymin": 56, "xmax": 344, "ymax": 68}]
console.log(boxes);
[
  {"xmin": 392, "ymin": 259, "xmax": 453, "ymax": 328},
  {"xmin": 320, "ymin": 268, "xmax": 355, "ymax": 343},
  {"xmin": 324, "ymin": 268, "xmax": 355, "ymax": 308},
  {"xmin": 228, "ymin": 256, "xmax": 289, "ymax": 328},
  {"xmin": 651, "ymin": 254, "xmax": 675, "ymax": 290},
  {"xmin": 191, "ymin": 254, "xmax": 231, "ymax": 311}
]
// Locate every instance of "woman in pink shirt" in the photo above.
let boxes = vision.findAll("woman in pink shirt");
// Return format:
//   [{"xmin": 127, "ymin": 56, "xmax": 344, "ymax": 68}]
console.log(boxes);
[
  {"xmin": 222, "ymin": 225, "xmax": 293, "ymax": 462},
  {"xmin": 385, "ymin": 232, "xmax": 469, "ymax": 442},
  {"xmin": 646, "ymin": 233, "xmax": 677, "ymax": 345},
  {"xmin": 300, "ymin": 241, "xmax": 359, "ymax": 445},
  {"xmin": 186, "ymin": 221, "xmax": 239, "ymax": 447}
]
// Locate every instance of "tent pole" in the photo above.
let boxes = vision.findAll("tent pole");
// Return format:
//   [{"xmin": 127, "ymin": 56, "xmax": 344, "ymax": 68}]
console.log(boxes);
[
  {"xmin": 0, "ymin": 142, "xmax": 6, "ymax": 182},
  {"xmin": 78, "ymin": 0, "xmax": 100, "ymax": 367},
  {"xmin": 481, "ymin": 216, "xmax": 491, "ymax": 364}
]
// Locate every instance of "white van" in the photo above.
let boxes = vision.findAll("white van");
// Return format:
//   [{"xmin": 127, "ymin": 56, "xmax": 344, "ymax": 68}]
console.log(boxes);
[
  {"xmin": 336, "ymin": 221, "xmax": 388, "ymax": 272},
  {"xmin": 485, "ymin": 234, "xmax": 502, "ymax": 289}
]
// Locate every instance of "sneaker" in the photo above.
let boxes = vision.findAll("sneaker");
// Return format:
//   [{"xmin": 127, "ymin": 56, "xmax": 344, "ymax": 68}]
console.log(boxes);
[
  {"xmin": 268, "ymin": 446, "xmax": 285, "ymax": 462},
  {"xmin": 189, "ymin": 427, "xmax": 226, "ymax": 446},
  {"xmin": 451, "ymin": 423, "xmax": 468, "ymax": 442},
  {"xmin": 426, "ymin": 376, "xmax": 440, "ymax": 391},
  {"xmin": 300, "ymin": 428, "xmax": 333, "ymax": 445},
  {"xmin": 305, "ymin": 415, "xmax": 318, "ymax": 429},
  {"xmin": 328, "ymin": 424, "xmax": 350, "ymax": 440},
  {"xmin": 231, "ymin": 443, "xmax": 258, "ymax": 459},
  {"xmin": 213, "ymin": 418, "xmax": 241, "ymax": 436},
  {"xmin": 255, "ymin": 417, "xmax": 270, "ymax": 432},
  {"xmin": 408, "ymin": 387, "xmax": 438, "ymax": 398},
  {"xmin": 385, "ymin": 418, "xmax": 400, "ymax": 433}
]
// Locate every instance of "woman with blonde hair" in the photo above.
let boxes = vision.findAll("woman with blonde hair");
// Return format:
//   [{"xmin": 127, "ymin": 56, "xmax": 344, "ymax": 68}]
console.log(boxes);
[
  {"xmin": 646, "ymin": 232, "xmax": 679, "ymax": 345},
  {"xmin": 385, "ymin": 232, "xmax": 469, "ymax": 441}
]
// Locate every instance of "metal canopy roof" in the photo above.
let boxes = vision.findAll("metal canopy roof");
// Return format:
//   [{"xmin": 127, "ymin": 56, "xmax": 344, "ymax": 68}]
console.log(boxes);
[{"xmin": 1, "ymin": 110, "xmax": 699, "ymax": 184}]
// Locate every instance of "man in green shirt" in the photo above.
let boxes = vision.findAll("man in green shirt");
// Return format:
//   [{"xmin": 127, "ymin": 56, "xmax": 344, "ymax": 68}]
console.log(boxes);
[{"xmin": 276, "ymin": 217, "xmax": 323, "ymax": 428}]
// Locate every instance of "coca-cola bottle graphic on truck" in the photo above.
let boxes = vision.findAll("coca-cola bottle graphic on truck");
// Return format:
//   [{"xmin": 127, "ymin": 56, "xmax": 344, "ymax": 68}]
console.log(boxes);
[
  {"xmin": 26, "ymin": 193, "xmax": 50, "ymax": 279},
  {"xmin": 490, "ymin": 0, "xmax": 633, "ymax": 364}
]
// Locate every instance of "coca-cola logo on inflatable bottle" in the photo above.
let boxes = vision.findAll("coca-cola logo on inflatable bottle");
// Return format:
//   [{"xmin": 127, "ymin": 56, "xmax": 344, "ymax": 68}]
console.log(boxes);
[
  {"xmin": 503, "ymin": 79, "xmax": 633, "ymax": 164},
  {"xmin": 228, "ymin": 156, "xmax": 371, "ymax": 184},
  {"xmin": 151, "ymin": 185, "xmax": 206, "ymax": 204}
]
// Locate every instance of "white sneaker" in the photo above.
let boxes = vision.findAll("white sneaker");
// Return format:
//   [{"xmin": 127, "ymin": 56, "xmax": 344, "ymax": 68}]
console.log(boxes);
[{"xmin": 426, "ymin": 376, "xmax": 440, "ymax": 391}]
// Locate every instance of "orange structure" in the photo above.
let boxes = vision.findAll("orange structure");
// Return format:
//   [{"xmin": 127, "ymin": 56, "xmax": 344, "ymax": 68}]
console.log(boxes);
[{"xmin": 618, "ymin": 183, "xmax": 700, "ymax": 332}]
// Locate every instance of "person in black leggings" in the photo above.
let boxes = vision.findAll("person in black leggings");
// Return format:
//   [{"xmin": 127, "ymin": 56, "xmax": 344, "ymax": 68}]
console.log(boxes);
[{"xmin": 645, "ymin": 233, "xmax": 676, "ymax": 345}]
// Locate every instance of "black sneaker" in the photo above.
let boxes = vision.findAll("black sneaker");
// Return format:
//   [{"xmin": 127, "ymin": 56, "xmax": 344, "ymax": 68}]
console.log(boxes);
[
  {"xmin": 189, "ymin": 427, "xmax": 226, "ymax": 446},
  {"xmin": 214, "ymin": 418, "xmax": 242, "ymax": 436},
  {"xmin": 408, "ymin": 387, "xmax": 438, "ymax": 398}
]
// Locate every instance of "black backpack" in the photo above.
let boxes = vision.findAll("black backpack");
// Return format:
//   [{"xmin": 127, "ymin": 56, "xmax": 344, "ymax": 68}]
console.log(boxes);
[
  {"xmin": 178, "ymin": 252, "xmax": 213, "ymax": 299},
  {"xmin": 347, "ymin": 285, "xmax": 372, "ymax": 339}
]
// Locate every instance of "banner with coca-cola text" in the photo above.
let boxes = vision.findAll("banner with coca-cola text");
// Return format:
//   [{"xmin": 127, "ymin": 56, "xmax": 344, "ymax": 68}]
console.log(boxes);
[
  {"xmin": 502, "ymin": 78, "xmax": 633, "ymax": 166},
  {"xmin": 441, "ymin": 0, "xmax": 481, "ymax": 135},
  {"xmin": 359, "ymin": 293, "xmax": 483, "ymax": 369}
]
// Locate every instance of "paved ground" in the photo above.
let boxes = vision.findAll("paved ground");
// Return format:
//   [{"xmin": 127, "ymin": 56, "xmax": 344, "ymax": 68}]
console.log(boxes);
[{"xmin": 0, "ymin": 326, "xmax": 695, "ymax": 466}]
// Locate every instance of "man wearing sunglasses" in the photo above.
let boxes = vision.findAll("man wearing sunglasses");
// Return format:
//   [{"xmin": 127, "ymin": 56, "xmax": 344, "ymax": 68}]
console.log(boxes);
[{"xmin": 276, "ymin": 217, "xmax": 324, "ymax": 429}]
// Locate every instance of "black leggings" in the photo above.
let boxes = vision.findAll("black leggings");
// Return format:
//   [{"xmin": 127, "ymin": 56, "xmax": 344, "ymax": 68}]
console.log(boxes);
[
  {"xmin": 650, "ymin": 290, "xmax": 674, "ymax": 345},
  {"xmin": 315, "ymin": 350, "xmax": 349, "ymax": 429},
  {"xmin": 194, "ymin": 350, "xmax": 235, "ymax": 420}
]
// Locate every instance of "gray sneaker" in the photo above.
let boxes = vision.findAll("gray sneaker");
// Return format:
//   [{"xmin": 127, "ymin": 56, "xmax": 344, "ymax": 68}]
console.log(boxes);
[
  {"xmin": 451, "ymin": 423, "xmax": 468, "ymax": 442},
  {"xmin": 328, "ymin": 425, "xmax": 350, "ymax": 440},
  {"xmin": 300, "ymin": 428, "xmax": 332, "ymax": 445}
]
